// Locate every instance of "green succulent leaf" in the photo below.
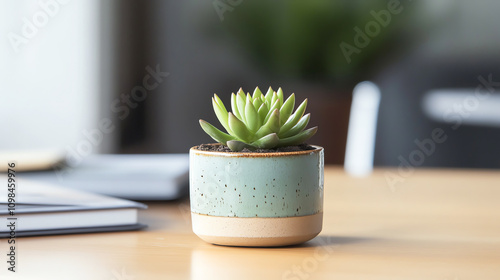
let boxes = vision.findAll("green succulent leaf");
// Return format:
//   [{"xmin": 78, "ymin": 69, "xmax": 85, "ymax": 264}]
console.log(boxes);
[
  {"xmin": 213, "ymin": 94, "xmax": 226, "ymax": 110},
  {"xmin": 231, "ymin": 93, "xmax": 242, "ymax": 120},
  {"xmin": 245, "ymin": 98, "xmax": 260, "ymax": 132},
  {"xmin": 279, "ymin": 98, "xmax": 308, "ymax": 135},
  {"xmin": 277, "ymin": 87, "xmax": 284, "ymax": 108},
  {"xmin": 255, "ymin": 109, "xmax": 280, "ymax": 139},
  {"xmin": 257, "ymin": 103, "xmax": 269, "ymax": 124},
  {"xmin": 279, "ymin": 113, "xmax": 310, "ymax": 138},
  {"xmin": 265, "ymin": 86, "xmax": 274, "ymax": 105},
  {"xmin": 252, "ymin": 87, "xmax": 263, "ymax": 100},
  {"xmin": 271, "ymin": 91, "xmax": 278, "ymax": 107},
  {"xmin": 251, "ymin": 133, "xmax": 279, "ymax": 149},
  {"xmin": 252, "ymin": 96, "xmax": 263, "ymax": 110},
  {"xmin": 212, "ymin": 96, "xmax": 232, "ymax": 134},
  {"xmin": 236, "ymin": 89, "xmax": 247, "ymax": 123},
  {"xmin": 237, "ymin": 88, "xmax": 246, "ymax": 97},
  {"xmin": 227, "ymin": 140, "xmax": 255, "ymax": 152},
  {"xmin": 228, "ymin": 112, "xmax": 251, "ymax": 142},
  {"xmin": 277, "ymin": 127, "xmax": 318, "ymax": 147},
  {"xmin": 279, "ymin": 93, "xmax": 295, "ymax": 126},
  {"xmin": 199, "ymin": 120, "xmax": 236, "ymax": 145},
  {"xmin": 260, "ymin": 95, "xmax": 266, "ymax": 103},
  {"xmin": 264, "ymin": 98, "xmax": 281, "ymax": 124}
]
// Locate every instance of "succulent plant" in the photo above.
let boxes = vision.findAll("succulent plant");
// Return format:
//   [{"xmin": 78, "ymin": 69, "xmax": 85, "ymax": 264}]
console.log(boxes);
[{"xmin": 199, "ymin": 87, "xmax": 317, "ymax": 151}]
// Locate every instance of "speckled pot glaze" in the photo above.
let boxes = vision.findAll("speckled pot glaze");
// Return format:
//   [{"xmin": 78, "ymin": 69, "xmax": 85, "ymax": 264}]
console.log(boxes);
[{"xmin": 190, "ymin": 144, "xmax": 324, "ymax": 247}]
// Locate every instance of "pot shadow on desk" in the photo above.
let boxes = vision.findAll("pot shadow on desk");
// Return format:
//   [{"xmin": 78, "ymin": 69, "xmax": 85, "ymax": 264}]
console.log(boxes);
[{"xmin": 295, "ymin": 235, "xmax": 374, "ymax": 249}]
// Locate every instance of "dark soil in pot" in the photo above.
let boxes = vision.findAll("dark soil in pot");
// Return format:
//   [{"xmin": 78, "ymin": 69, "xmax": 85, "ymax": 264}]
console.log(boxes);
[{"xmin": 195, "ymin": 143, "xmax": 316, "ymax": 153}]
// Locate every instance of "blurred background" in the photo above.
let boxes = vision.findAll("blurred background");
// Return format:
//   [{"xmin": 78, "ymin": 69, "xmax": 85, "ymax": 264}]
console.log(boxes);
[{"xmin": 1, "ymin": 0, "xmax": 500, "ymax": 168}]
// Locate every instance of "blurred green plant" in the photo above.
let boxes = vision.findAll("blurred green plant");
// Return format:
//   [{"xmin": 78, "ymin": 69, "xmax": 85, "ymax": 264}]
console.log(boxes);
[
  {"xmin": 200, "ymin": 87, "xmax": 317, "ymax": 151},
  {"xmin": 218, "ymin": 0, "xmax": 404, "ymax": 85}
]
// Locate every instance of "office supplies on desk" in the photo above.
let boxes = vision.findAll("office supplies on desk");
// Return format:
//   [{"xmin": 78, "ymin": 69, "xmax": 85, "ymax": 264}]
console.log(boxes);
[
  {"xmin": 23, "ymin": 154, "xmax": 189, "ymax": 200},
  {"xmin": 0, "ymin": 179, "xmax": 146, "ymax": 237}
]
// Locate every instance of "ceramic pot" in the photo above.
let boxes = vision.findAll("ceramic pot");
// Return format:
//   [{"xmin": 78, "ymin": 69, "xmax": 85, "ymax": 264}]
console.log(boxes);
[{"xmin": 189, "ymin": 144, "xmax": 324, "ymax": 247}]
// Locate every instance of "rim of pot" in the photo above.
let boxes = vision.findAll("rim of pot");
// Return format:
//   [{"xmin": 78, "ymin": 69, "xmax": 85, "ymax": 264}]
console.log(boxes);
[{"xmin": 190, "ymin": 143, "xmax": 323, "ymax": 158}]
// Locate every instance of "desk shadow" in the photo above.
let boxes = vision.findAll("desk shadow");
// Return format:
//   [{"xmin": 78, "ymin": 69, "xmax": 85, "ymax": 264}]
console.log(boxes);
[{"xmin": 204, "ymin": 235, "xmax": 374, "ymax": 249}]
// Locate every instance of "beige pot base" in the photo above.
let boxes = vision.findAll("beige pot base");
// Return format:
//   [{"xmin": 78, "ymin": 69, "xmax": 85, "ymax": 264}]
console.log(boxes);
[{"xmin": 191, "ymin": 212, "xmax": 323, "ymax": 247}]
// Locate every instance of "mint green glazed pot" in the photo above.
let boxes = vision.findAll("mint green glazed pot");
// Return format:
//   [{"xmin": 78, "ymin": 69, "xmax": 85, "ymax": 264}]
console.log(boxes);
[{"xmin": 190, "ymin": 144, "xmax": 324, "ymax": 247}]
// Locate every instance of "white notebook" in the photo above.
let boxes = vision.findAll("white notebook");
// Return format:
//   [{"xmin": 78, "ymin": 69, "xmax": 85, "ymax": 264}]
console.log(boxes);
[{"xmin": 0, "ymin": 179, "xmax": 146, "ymax": 237}]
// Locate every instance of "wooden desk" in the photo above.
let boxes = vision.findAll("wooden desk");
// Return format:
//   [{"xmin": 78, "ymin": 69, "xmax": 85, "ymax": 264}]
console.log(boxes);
[{"xmin": 2, "ymin": 167, "xmax": 500, "ymax": 280}]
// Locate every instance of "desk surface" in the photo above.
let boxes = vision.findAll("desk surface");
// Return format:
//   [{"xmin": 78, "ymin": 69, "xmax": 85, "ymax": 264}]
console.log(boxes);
[{"xmin": 2, "ymin": 167, "xmax": 500, "ymax": 280}]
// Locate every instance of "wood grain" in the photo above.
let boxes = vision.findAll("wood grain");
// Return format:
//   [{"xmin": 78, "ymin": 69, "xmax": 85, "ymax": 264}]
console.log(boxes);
[{"xmin": 1, "ymin": 167, "xmax": 499, "ymax": 280}]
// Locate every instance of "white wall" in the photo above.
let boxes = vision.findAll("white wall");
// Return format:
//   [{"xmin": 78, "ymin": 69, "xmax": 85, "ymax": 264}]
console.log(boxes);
[{"xmin": 0, "ymin": 0, "xmax": 102, "ymax": 154}]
